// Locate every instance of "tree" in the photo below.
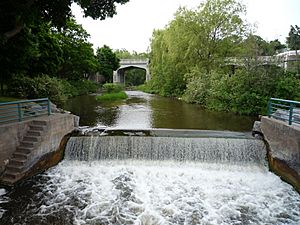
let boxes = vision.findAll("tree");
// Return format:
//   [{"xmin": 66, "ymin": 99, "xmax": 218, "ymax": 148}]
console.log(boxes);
[
  {"xmin": 269, "ymin": 39, "xmax": 286, "ymax": 54},
  {"xmin": 149, "ymin": 0, "xmax": 247, "ymax": 96},
  {"xmin": 56, "ymin": 18, "xmax": 98, "ymax": 80},
  {"xmin": 96, "ymin": 45, "xmax": 120, "ymax": 83},
  {"xmin": 115, "ymin": 49, "xmax": 149, "ymax": 59},
  {"xmin": 287, "ymin": 25, "xmax": 300, "ymax": 50},
  {"xmin": 0, "ymin": 0, "xmax": 130, "ymax": 40},
  {"xmin": 287, "ymin": 25, "xmax": 300, "ymax": 73}
]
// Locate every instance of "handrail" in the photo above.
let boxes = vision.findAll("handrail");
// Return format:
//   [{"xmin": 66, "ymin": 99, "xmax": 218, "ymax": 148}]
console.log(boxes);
[
  {"xmin": 0, "ymin": 98, "xmax": 51, "ymax": 124},
  {"xmin": 268, "ymin": 98, "xmax": 300, "ymax": 125}
]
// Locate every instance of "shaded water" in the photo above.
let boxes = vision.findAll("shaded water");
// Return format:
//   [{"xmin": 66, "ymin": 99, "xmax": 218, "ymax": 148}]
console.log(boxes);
[{"xmin": 63, "ymin": 91, "xmax": 255, "ymax": 131}]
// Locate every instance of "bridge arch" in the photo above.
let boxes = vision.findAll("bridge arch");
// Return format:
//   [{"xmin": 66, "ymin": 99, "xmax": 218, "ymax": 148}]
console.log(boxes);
[{"xmin": 113, "ymin": 59, "xmax": 150, "ymax": 84}]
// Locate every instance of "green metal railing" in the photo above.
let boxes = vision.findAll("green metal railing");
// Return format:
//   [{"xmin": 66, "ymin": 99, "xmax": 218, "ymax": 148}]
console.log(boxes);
[
  {"xmin": 268, "ymin": 98, "xmax": 300, "ymax": 125},
  {"xmin": 0, "ymin": 98, "xmax": 51, "ymax": 124}
]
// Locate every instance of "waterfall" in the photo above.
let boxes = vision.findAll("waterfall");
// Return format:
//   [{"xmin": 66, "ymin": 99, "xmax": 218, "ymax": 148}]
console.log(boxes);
[{"xmin": 65, "ymin": 135, "xmax": 267, "ymax": 165}]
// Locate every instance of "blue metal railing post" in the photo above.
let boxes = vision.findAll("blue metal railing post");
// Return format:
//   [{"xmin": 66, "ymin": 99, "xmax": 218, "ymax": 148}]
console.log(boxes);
[
  {"xmin": 289, "ymin": 104, "xmax": 294, "ymax": 125},
  {"xmin": 267, "ymin": 100, "xmax": 272, "ymax": 117},
  {"xmin": 47, "ymin": 98, "xmax": 51, "ymax": 115},
  {"xmin": 268, "ymin": 98, "xmax": 299, "ymax": 126},
  {"xmin": 17, "ymin": 103, "xmax": 22, "ymax": 122}
]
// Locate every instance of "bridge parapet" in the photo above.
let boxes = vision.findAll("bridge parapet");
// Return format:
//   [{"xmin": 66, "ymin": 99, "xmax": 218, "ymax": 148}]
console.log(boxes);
[
  {"xmin": 114, "ymin": 58, "xmax": 151, "ymax": 84},
  {"xmin": 120, "ymin": 59, "xmax": 149, "ymax": 65}
]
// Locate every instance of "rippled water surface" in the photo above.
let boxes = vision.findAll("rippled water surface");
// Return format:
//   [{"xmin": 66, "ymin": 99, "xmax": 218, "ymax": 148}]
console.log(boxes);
[{"xmin": 63, "ymin": 91, "xmax": 256, "ymax": 131}]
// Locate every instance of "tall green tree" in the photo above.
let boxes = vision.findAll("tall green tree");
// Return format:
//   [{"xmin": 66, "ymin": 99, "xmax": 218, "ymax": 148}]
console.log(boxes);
[
  {"xmin": 96, "ymin": 45, "xmax": 120, "ymax": 83},
  {"xmin": 287, "ymin": 25, "xmax": 300, "ymax": 74},
  {"xmin": 149, "ymin": 0, "xmax": 247, "ymax": 96},
  {"xmin": 56, "ymin": 19, "xmax": 98, "ymax": 80},
  {"xmin": 287, "ymin": 25, "xmax": 300, "ymax": 50}
]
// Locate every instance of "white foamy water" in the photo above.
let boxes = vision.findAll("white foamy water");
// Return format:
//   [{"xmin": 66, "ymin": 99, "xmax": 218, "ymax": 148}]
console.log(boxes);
[
  {"xmin": 0, "ymin": 189, "xmax": 7, "ymax": 219},
  {"xmin": 36, "ymin": 160, "xmax": 300, "ymax": 225}
]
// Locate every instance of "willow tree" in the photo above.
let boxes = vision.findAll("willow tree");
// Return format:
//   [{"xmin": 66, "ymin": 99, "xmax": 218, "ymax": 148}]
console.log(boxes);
[{"xmin": 149, "ymin": 0, "xmax": 248, "ymax": 97}]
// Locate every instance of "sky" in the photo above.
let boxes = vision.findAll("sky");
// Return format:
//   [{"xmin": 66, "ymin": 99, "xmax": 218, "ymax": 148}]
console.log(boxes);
[{"xmin": 71, "ymin": 0, "xmax": 300, "ymax": 53}]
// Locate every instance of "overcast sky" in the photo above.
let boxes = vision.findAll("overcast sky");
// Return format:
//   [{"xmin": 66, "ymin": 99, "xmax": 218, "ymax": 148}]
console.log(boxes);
[{"xmin": 71, "ymin": 0, "xmax": 300, "ymax": 53}]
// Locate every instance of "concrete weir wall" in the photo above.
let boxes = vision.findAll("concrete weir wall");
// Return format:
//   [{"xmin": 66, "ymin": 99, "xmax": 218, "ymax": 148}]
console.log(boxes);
[
  {"xmin": 261, "ymin": 116, "xmax": 300, "ymax": 192},
  {"xmin": 0, "ymin": 113, "xmax": 77, "ymax": 182}
]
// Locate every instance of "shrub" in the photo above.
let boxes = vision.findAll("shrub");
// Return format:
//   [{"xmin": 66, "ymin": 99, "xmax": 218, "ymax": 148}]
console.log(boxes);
[
  {"xmin": 69, "ymin": 80, "xmax": 98, "ymax": 95},
  {"xmin": 182, "ymin": 69, "xmax": 211, "ymax": 105},
  {"xmin": 8, "ymin": 75, "xmax": 66, "ymax": 105},
  {"xmin": 102, "ymin": 83, "xmax": 124, "ymax": 93}
]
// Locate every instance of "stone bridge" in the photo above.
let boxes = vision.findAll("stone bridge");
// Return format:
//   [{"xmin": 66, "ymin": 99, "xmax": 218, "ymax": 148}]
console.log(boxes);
[
  {"xmin": 225, "ymin": 50, "xmax": 299, "ymax": 70},
  {"xmin": 113, "ymin": 59, "xmax": 150, "ymax": 84}
]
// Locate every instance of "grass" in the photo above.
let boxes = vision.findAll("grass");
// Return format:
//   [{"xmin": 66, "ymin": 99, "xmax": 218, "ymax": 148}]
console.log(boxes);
[
  {"xmin": 0, "ymin": 96, "xmax": 23, "ymax": 103},
  {"xmin": 96, "ymin": 91, "xmax": 128, "ymax": 101}
]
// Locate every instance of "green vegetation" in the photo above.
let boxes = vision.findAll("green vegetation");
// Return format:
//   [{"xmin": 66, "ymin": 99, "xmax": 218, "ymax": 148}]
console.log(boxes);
[
  {"xmin": 7, "ymin": 75, "xmax": 98, "ymax": 106},
  {"xmin": 102, "ymin": 83, "xmax": 124, "ymax": 93},
  {"xmin": 96, "ymin": 91, "xmax": 128, "ymax": 101},
  {"xmin": 135, "ymin": 84, "xmax": 157, "ymax": 94},
  {"xmin": 96, "ymin": 45, "xmax": 120, "ymax": 83},
  {"xmin": 0, "ymin": 1, "xmax": 130, "ymax": 104},
  {"xmin": 147, "ymin": 0, "xmax": 300, "ymax": 115},
  {"xmin": 96, "ymin": 83, "xmax": 127, "ymax": 101},
  {"xmin": 0, "ymin": 97, "xmax": 22, "ymax": 103}
]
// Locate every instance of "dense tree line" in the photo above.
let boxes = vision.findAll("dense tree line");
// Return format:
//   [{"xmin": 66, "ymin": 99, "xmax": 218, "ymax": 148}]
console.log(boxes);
[
  {"xmin": 0, "ymin": 0, "xmax": 128, "ymax": 104},
  {"xmin": 148, "ymin": 0, "xmax": 300, "ymax": 115}
]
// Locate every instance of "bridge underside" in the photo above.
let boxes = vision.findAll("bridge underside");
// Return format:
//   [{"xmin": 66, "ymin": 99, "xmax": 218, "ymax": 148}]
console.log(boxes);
[{"xmin": 113, "ymin": 60, "xmax": 150, "ymax": 84}]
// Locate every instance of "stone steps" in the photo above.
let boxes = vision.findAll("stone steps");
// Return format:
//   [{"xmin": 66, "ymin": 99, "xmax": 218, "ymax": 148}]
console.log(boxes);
[{"xmin": 1, "ymin": 120, "xmax": 47, "ymax": 184}]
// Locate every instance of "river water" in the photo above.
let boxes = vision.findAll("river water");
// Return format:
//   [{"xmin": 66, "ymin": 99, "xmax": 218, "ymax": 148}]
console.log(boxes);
[
  {"xmin": 1, "ymin": 91, "xmax": 300, "ymax": 225},
  {"xmin": 62, "ymin": 91, "xmax": 255, "ymax": 131}
]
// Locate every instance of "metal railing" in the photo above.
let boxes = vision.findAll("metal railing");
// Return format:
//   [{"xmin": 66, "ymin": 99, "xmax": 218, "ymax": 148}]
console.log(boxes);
[
  {"xmin": 0, "ymin": 98, "xmax": 51, "ymax": 124},
  {"xmin": 268, "ymin": 98, "xmax": 300, "ymax": 125}
]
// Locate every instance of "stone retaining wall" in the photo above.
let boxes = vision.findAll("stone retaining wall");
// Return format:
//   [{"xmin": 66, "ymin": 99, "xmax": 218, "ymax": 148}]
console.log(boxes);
[
  {"xmin": 0, "ymin": 113, "xmax": 77, "ymax": 175},
  {"xmin": 261, "ymin": 116, "xmax": 300, "ymax": 192}
]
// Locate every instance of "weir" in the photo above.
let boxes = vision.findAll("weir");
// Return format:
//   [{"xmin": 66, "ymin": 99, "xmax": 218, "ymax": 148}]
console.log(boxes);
[
  {"xmin": 2, "ymin": 129, "xmax": 300, "ymax": 225},
  {"xmin": 65, "ymin": 129, "xmax": 267, "ymax": 165}
]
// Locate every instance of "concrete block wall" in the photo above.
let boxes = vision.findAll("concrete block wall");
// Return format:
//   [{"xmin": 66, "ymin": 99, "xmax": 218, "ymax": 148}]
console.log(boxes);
[
  {"xmin": 0, "ymin": 121, "xmax": 30, "ymax": 173},
  {"xmin": 261, "ymin": 116, "xmax": 300, "ymax": 192},
  {"xmin": 0, "ymin": 113, "xmax": 77, "ymax": 175},
  {"xmin": 30, "ymin": 113, "xmax": 76, "ymax": 167}
]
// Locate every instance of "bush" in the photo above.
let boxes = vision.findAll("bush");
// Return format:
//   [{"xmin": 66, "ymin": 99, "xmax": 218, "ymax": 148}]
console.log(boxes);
[
  {"xmin": 69, "ymin": 80, "xmax": 98, "ymax": 95},
  {"xmin": 135, "ymin": 84, "xmax": 158, "ymax": 94},
  {"xmin": 102, "ymin": 83, "xmax": 124, "ymax": 93},
  {"xmin": 7, "ymin": 75, "xmax": 99, "ymax": 106},
  {"xmin": 182, "ymin": 69, "xmax": 211, "ymax": 105},
  {"xmin": 182, "ymin": 67, "xmax": 300, "ymax": 115},
  {"xmin": 8, "ymin": 75, "xmax": 66, "ymax": 105}
]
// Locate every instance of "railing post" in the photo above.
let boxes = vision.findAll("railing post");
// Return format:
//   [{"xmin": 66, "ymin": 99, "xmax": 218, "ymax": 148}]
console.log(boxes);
[
  {"xmin": 17, "ymin": 103, "xmax": 22, "ymax": 122},
  {"xmin": 47, "ymin": 99, "xmax": 51, "ymax": 116},
  {"xmin": 267, "ymin": 100, "xmax": 272, "ymax": 118},
  {"xmin": 289, "ymin": 104, "xmax": 294, "ymax": 125}
]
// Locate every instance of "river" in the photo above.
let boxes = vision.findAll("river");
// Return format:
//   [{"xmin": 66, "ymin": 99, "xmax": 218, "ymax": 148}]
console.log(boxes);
[
  {"xmin": 0, "ymin": 91, "xmax": 300, "ymax": 225},
  {"xmin": 63, "ymin": 91, "xmax": 255, "ymax": 131}
]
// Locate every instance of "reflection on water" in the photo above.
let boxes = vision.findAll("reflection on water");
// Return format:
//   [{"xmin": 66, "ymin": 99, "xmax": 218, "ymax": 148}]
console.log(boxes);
[{"xmin": 63, "ymin": 91, "xmax": 256, "ymax": 131}]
